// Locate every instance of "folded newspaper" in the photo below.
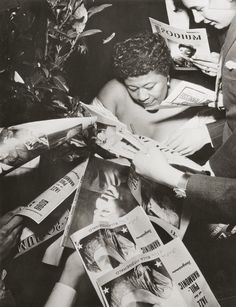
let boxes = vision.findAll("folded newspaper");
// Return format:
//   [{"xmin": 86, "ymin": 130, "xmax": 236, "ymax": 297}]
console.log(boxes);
[
  {"xmin": 70, "ymin": 206, "xmax": 220, "ymax": 307},
  {"xmin": 149, "ymin": 17, "xmax": 212, "ymax": 71},
  {"xmin": 14, "ymin": 159, "xmax": 89, "ymax": 257},
  {"xmin": 0, "ymin": 117, "xmax": 96, "ymax": 176}
]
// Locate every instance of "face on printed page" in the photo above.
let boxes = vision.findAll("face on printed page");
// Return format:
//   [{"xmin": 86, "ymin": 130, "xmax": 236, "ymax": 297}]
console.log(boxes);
[
  {"xmin": 181, "ymin": 0, "xmax": 236, "ymax": 29},
  {"xmin": 124, "ymin": 71, "xmax": 168, "ymax": 112}
]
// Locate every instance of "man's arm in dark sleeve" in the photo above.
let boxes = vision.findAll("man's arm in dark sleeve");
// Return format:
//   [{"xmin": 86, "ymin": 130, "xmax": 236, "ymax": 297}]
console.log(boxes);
[
  {"xmin": 206, "ymin": 119, "xmax": 225, "ymax": 149},
  {"xmin": 209, "ymin": 128, "xmax": 236, "ymax": 178},
  {"xmin": 186, "ymin": 174, "xmax": 236, "ymax": 224}
]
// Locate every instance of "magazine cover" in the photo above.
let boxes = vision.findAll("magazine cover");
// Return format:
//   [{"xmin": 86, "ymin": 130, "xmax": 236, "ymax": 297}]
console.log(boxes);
[
  {"xmin": 98, "ymin": 238, "xmax": 220, "ymax": 307},
  {"xmin": 149, "ymin": 17, "xmax": 211, "ymax": 70}
]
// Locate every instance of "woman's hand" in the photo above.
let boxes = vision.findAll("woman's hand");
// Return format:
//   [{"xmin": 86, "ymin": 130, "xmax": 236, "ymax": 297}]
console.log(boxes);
[
  {"xmin": 191, "ymin": 52, "xmax": 220, "ymax": 77},
  {"xmin": 132, "ymin": 147, "xmax": 183, "ymax": 188},
  {"xmin": 163, "ymin": 126, "xmax": 211, "ymax": 156}
]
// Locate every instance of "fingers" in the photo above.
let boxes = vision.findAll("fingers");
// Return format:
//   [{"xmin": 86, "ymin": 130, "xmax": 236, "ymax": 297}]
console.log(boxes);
[
  {"xmin": 0, "ymin": 208, "xmax": 23, "ymax": 228},
  {"xmin": 2, "ymin": 215, "xmax": 23, "ymax": 233},
  {"xmin": 191, "ymin": 62, "xmax": 217, "ymax": 76}
]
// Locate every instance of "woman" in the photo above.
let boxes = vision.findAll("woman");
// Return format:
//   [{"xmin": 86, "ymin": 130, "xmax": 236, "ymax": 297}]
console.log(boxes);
[{"xmin": 96, "ymin": 31, "xmax": 217, "ymax": 154}]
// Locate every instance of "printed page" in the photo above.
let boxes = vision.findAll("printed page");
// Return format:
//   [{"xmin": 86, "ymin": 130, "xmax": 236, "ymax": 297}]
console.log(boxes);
[
  {"xmin": 18, "ymin": 159, "xmax": 88, "ymax": 223},
  {"xmin": 149, "ymin": 18, "xmax": 211, "ymax": 70}
]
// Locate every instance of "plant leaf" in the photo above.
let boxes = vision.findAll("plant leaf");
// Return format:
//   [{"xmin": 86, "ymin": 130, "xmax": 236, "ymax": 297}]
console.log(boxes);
[
  {"xmin": 79, "ymin": 29, "xmax": 102, "ymax": 38},
  {"xmin": 52, "ymin": 75, "xmax": 69, "ymax": 92},
  {"xmin": 88, "ymin": 4, "xmax": 112, "ymax": 18}
]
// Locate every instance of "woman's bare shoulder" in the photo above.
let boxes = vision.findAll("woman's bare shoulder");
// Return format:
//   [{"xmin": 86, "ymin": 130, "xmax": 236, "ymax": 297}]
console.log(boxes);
[{"xmin": 97, "ymin": 79, "xmax": 128, "ymax": 113}]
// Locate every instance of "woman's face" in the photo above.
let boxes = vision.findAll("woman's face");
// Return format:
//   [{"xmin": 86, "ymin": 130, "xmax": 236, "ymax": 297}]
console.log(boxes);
[
  {"xmin": 182, "ymin": 0, "xmax": 236, "ymax": 29},
  {"xmin": 124, "ymin": 71, "xmax": 168, "ymax": 112}
]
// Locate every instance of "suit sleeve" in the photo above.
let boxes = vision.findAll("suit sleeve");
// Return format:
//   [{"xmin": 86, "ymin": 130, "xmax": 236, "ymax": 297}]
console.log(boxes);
[
  {"xmin": 209, "ymin": 128, "xmax": 236, "ymax": 178},
  {"xmin": 186, "ymin": 174, "xmax": 236, "ymax": 223},
  {"xmin": 206, "ymin": 119, "xmax": 225, "ymax": 149}
]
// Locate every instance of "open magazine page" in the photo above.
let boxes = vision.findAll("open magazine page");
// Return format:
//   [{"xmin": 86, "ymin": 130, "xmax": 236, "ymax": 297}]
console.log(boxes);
[
  {"xmin": 83, "ymin": 99, "xmax": 204, "ymax": 173},
  {"xmin": 128, "ymin": 167, "xmax": 191, "ymax": 238},
  {"xmin": 70, "ymin": 207, "xmax": 163, "ymax": 304},
  {"xmin": 162, "ymin": 81, "xmax": 216, "ymax": 107},
  {"xmin": 0, "ymin": 117, "xmax": 96, "ymax": 176},
  {"xmin": 62, "ymin": 156, "xmax": 137, "ymax": 248},
  {"xmin": 149, "ymin": 17, "xmax": 211, "ymax": 70},
  {"xmin": 98, "ymin": 238, "xmax": 220, "ymax": 307}
]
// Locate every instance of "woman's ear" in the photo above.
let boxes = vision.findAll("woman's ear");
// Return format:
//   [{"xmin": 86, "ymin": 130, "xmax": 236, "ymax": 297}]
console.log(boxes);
[{"xmin": 167, "ymin": 75, "xmax": 170, "ymax": 88}]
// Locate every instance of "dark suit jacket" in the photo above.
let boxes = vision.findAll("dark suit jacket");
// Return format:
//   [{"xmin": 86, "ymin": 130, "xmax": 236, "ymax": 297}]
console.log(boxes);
[
  {"xmin": 186, "ymin": 129, "xmax": 236, "ymax": 223},
  {"xmin": 207, "ymin": 14, "xmax": 236, "ymax": 148}
]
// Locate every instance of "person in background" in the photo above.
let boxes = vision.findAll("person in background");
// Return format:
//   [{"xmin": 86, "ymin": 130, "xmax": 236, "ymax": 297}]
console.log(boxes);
[
  {"xmin": 166, "ymin": 0, "xmax": 236, "ymax": 156},
  {"xmin": 96, "ymin": 31, "xmax": 216, "ymax": 145}
]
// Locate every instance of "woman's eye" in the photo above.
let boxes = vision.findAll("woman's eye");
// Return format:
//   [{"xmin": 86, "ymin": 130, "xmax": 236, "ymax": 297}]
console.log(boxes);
[
  {"xmin": 128, "ymin": 87, "xmax": 138, "ymax": 92},
  {"xmin": 144, "ymin": 85, "xmax": 154, "ymax": 90}
]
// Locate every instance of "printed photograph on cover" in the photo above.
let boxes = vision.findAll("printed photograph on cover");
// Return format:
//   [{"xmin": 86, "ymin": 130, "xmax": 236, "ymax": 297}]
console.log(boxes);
[
  {"xmin": 99, "ymin": 256, "xmax": 187, "ymax": 307},
  {"xmin": 62, "ymin": 157, "xmax": 138, "ymax": 247},
  {"xmin": 128, "ymin": 168, "xmax": 188, "ymax": 231},
  {"xmin": 149, "ymin": 18, "xmax": 211, "ymax": 71},
  {"xmin": 77, "ymin": 225, "xmax": 138, "ymax": 273}
]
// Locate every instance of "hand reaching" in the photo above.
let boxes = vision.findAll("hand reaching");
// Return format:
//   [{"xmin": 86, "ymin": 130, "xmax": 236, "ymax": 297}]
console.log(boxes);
[
  {"xmin": 0, "ymin": 208, "xmax": 23, "ymax": 266},
  {"xmin": 163, "ymin": 126, "xmax": 211, "ymax": 156},
  {"xmin": 191, "ymin": 52, "xmax": 220, "ymax": 77}
]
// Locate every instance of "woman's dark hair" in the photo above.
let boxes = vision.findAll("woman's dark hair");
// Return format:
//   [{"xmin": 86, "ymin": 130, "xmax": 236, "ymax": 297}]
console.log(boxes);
[{"xmin": 113, "ymin": 31, "xmax": 173, "ymax": 81}]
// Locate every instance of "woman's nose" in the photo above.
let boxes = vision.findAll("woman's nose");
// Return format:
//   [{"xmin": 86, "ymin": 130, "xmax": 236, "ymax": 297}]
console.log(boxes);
[{"xmin": 138, "ymin": 88, "xmax": 149, "ymax": 102}]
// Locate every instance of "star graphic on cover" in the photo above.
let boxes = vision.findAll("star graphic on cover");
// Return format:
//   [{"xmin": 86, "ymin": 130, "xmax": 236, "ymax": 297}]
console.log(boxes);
[
  {"xmin": 103, "ymin": 287, "xmax": 109, "ymax": 294},
  {"xmin": 77, "ymin": 243, "xmax": 83, "ymax": 250},
  {"xmin": 121, "ymin": 227, "xmax": 128, "ymax": 233},
  {"xmin": 154, "ymin": 260, "xmax": 162, "ymax": 268}
]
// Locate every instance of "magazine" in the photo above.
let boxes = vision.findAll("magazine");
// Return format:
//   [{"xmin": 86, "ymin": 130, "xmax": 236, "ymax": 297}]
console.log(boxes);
[
  {"xmin": 61, "ymin": 156, "xmax": 139, "ymax": 248},
  {"xmin": 70, "ymin": 206, "xmax": 163, "ymax": 304},
  {"xmin": 97, "ymin": 238, "xmax": 220, "ymax": 307},
  {"xmin": 149, "ymin": 17, "xmax": 211, "ymax": 70},
  {"xmin": 16, "ymin": 197, "xmax": 71, "ymax": 257},
  {"xmin": 81, "ymin": 99, "xmax": 204, "ymax": 172},
  {"xmin": 62, "ymin": 156, "xmax": 192, "ymax": 251},
  {"xmin": 0, "ymin": 117, "xmax": 96, "ymax": 176},
  {"xmin": 128, "ymin": 166, "xmax": 191, "ymax": 238},
  {"xmin": 161, "ymin": 80, "xmax": 216, "ymax": 107},
  {"xmin": 17, "ymin": 159, "xmax": 88, "ymax": 223}
]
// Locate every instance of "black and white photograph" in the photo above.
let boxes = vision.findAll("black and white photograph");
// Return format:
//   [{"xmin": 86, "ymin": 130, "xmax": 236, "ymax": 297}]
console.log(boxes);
[{"xmin": 1, "ymin": 0, "xmax": 236, "ymax": 306}]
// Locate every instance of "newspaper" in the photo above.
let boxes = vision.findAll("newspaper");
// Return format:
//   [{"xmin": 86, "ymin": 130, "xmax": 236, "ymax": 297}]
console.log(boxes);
[
  {"xmin": 97, "ymin": 238, "xmax": 220, "ymax": 307},
  {"xmin": 16, "ymin": 199, "xmax": 71, "ymax": 257},
  {"xmin": 149, "ymin": 17, "xmax": 211, "ymax": 70},
  {"xmin": 70, "ymin": 207, "xmax": 163, "ymax": 303},
  {"xmin": 18, "ymin": 159, "xmax": 88, "ymax": 223},
  {"xmin": 0, "ymin": 117, "xmax": 96, "ymax": 176}
]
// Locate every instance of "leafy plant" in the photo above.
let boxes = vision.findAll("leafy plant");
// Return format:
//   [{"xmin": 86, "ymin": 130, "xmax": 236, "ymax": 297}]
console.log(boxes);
[{"xmin": 0, "ymin": 0, "xmax": 112, "ymax": 125}]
